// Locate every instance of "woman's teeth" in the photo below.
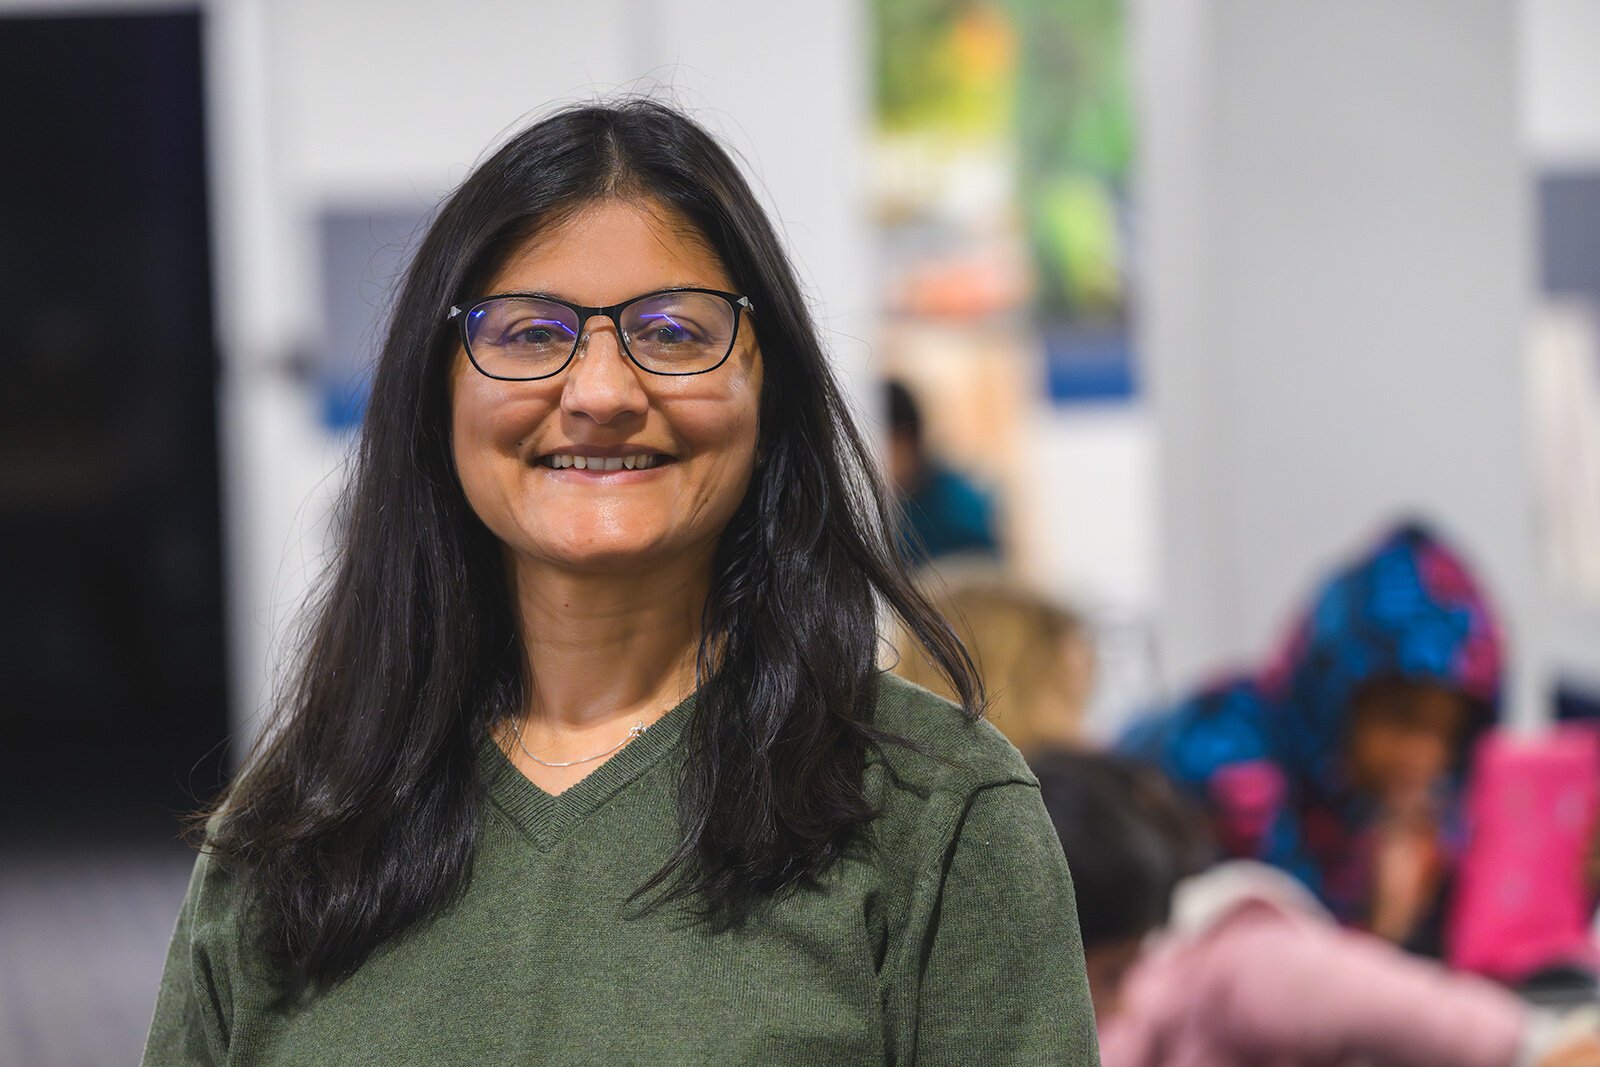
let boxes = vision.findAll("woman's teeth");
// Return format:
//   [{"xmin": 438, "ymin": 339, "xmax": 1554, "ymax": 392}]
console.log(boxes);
[{"xmin": 544, "ymin": 454, "xmax": 660, "ymax": 471}]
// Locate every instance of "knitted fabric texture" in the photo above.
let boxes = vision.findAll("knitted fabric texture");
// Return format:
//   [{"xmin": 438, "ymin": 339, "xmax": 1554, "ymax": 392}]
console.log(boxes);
[{"xmin": 142, "ymin": 673, "xmax": 1100, "ymax": 1066}]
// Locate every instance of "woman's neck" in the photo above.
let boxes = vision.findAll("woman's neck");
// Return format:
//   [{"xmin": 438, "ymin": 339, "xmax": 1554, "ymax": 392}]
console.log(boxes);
[{"xmin": 507, "ymin": 555, "xmax": 709, "ymax": 737}]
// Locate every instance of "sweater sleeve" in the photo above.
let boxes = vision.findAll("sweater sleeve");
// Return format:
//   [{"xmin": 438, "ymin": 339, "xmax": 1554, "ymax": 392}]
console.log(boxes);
[
  {"xmin": 911, "ymin": 782, "xmax": 1101, "ymax": 1066},
  {"xmin": 1200, "ymin": 904, "xmax": 1525, "ymax": 1067},
  {"xmin": 141, "ymin": 850, "xmax": 233, "ymax": 1067}
]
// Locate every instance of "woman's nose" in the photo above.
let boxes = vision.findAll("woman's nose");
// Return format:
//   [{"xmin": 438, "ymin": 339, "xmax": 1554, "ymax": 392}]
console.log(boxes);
[{"xmin": 559, "ymin": 319, "xmax": 648, "ymax": 425}]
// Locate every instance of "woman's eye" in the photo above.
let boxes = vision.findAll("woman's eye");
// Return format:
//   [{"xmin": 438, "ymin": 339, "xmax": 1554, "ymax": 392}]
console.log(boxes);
[
  {"xmin": 639, "ymin": 315, "xmax": 700, "ymax": 345},
  {"xmin": 503, "ymin": 319, "xmax": 572, "ymax": 347}
]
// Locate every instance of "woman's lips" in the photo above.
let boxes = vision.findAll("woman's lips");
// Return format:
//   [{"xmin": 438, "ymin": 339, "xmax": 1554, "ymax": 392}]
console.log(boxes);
[
  {"xmin": 537, "ymin": 452, "xmax": 676, "ymax": 472},
  {"xmin": 528, "ymin": 439, "xmax": 682, "ymax": 483}
]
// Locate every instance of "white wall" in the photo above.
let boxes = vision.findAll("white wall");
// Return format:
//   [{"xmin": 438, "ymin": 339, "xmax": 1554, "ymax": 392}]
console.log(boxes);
[
  {"xmin": 204, "ymin": 0, "xmax": 872, "ymax": 740},
  {"xmin": 1135, "ymin": 0, "xmax": 1547, "ymax": 725},
  {"xmin": 1522, "ymin": 0, "xmax": 1600, "ymax": 170},
  {"xmin": 1521, "ymin": 0, "xmax": 1600, "ymax": 697}
]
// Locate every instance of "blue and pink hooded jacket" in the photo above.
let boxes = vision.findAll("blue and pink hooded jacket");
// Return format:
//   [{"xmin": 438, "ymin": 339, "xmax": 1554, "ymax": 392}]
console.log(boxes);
[{"xmin": 1120, "ymin": 523, "xmax": 1504, "ymax": 928}]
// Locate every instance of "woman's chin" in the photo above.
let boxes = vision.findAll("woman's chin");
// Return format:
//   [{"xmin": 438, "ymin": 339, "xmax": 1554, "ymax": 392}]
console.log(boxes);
[{"xmin": 511, "ymin": 531, "xmax": 693, "ymax": 575}]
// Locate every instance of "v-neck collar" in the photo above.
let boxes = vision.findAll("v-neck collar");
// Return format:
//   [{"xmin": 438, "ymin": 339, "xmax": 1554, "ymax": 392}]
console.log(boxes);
[{"xmin": 480, "ymin": 692, "xmax": 695, "ymax": 850}]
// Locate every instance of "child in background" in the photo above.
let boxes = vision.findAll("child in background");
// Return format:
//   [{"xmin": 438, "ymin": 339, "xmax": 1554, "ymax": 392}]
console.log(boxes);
[
  {"xmin": 884, "ymin": 378, "xmax": 1000, "ymax": 566},
  {"xmin": 1033, "ymin": 749, "xmax": 1600, "ymax": 1067},
  {"xmin": 891, "ymin": 580, "xmax": 1093, "ymax": 753},
  {"xmin": 1120, "ymin": 522, "xmax": 1501, "ymax": 948}
]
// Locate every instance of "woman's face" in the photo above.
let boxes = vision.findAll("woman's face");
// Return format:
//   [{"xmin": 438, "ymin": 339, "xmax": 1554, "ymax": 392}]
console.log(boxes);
[{"xmin": 449, "ymin": 197, "xmax": 763, "ymax": 578}]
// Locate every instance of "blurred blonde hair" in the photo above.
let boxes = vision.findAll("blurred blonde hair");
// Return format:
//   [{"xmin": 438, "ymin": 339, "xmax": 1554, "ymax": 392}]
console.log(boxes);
[{"xmin": 891, "ymin": 581, "xmax": 1093, "ymax": 754}]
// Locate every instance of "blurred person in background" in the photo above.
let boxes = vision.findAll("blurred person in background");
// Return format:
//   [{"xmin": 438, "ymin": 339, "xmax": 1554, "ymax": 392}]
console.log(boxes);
[
  {"xmin": 141, "ymin": 100, "xmax": 1098, "ymax": 1065},
  {"xmin": 892, "ymin": 579, "xmax": 1093, "ymax": 753},
  {"xmin": 1120, "ymin": 522, "xmax": 1502, "ymax": 950},
  {"xmin": 884, "ymin": 378, "xmax": 1000, "ymax": 566},
  {"xmin": 1036, "ymin": 749, "xmax": 1600, "ymax": 1067}
]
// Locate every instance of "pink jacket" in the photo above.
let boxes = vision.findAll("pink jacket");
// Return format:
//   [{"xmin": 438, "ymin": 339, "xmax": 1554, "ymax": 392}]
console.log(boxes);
[{"xmin": 1097, "ymin": 863, "xmax": 1529, "ymax": 1067}]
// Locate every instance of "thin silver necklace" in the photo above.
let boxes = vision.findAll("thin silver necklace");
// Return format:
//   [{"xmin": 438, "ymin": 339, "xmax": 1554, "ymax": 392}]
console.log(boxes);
[{"xmin": 507, "ymin": 715, "xmax": 648, "ymax": 769}]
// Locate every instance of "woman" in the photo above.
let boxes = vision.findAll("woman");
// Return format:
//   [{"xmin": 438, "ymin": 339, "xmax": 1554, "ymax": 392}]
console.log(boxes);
[
  {"xmin": 142, "ymin": 101, "xmax": 1097, "ymax": 1065},
  {"xmin": 1119, "ymin": 522, "xmax": 1501, "ymax": 951}
]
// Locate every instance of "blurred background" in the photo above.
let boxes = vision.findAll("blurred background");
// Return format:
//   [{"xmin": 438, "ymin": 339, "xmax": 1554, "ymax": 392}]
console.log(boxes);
[{"xmin": 3, "ymin": 0, "xmax": 1599, "ymax": 1062}]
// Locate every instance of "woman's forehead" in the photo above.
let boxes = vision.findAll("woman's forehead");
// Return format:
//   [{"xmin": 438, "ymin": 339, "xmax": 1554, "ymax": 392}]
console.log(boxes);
[{"xmin": 486, "ymin": 197, "xmax": 732, "ymax": 301}]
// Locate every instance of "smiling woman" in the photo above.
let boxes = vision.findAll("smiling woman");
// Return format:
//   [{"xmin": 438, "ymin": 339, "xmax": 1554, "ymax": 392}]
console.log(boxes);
[
  {"xmin": 449, "ymin": 199, "xmax": 763, "ymax": 597},
  {"xmin": 142, "ymin": 100, "xmax": 1099, "ymax": 1065}
]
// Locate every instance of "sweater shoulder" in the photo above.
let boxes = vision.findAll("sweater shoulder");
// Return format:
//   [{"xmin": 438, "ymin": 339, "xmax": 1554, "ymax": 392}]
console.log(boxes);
[
  {"xmin": 867, "ymin": 672, "xmax": 1037, "ymax": 796},
  {"xmin": 189, "ymin": 815, "xmax": 249, "ymax": 922}
]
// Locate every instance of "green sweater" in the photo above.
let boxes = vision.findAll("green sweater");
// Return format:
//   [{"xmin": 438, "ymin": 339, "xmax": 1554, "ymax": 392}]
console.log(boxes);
[{"xmin": 143, "ymin": 674, "xmax": 1099, "ymax": 1065}]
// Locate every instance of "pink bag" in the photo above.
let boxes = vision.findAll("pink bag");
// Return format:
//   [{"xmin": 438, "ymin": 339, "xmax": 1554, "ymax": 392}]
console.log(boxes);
[{"xmin": 1447, "ymin": 724, "xmax": 1600, "ymax": 981}]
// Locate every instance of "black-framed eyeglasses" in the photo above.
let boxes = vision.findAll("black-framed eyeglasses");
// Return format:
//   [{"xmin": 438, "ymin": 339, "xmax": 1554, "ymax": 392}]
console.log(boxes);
[{"xmin": 447, "ymin": 287, "xmax": 755, "ymax": 381}]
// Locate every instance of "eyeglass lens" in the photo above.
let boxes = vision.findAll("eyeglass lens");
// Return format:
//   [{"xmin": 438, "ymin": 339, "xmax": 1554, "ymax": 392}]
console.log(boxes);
[{"xmin": 463, "ymin": 291, "xmax": 738, "ymax": 379}]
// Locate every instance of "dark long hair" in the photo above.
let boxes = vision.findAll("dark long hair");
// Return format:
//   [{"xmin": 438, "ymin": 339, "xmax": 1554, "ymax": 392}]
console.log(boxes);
[{"xmin": 205, "ymin": 99, "xmax": 981, "ymax": 990}]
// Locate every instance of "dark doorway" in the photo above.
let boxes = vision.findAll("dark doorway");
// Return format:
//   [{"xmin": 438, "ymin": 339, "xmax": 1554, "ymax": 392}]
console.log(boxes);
[{"xmin": 0, "ymin": 10, "xmax": 229, "ymax": 832}]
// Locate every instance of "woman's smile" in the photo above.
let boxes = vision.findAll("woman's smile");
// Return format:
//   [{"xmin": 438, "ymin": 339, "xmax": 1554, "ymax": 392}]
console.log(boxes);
[
  {"xmin": 529, "ymin": 441, "xmax": 680, "ymax": 478},
  {"xmin": 537, "ymin": 451, "xmax": 672, "ymax": 472}
]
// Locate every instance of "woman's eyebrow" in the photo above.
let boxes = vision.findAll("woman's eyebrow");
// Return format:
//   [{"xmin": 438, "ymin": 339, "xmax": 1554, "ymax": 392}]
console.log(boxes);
[{"xmin": 486, "ymin": 284, "xmax": 717, "ymax": 304}]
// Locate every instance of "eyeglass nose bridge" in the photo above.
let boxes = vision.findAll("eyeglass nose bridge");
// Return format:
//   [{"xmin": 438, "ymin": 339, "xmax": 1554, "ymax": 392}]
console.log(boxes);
[{"xmin": 570, "ymin": 309, "xmax": 631, "ymax": 360}]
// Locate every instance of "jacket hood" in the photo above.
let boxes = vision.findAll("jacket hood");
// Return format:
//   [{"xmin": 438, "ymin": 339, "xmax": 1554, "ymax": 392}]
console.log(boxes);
[{"xmin": 1257, "ymin": 522, "xmax": 1503, "ymax": 794}]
